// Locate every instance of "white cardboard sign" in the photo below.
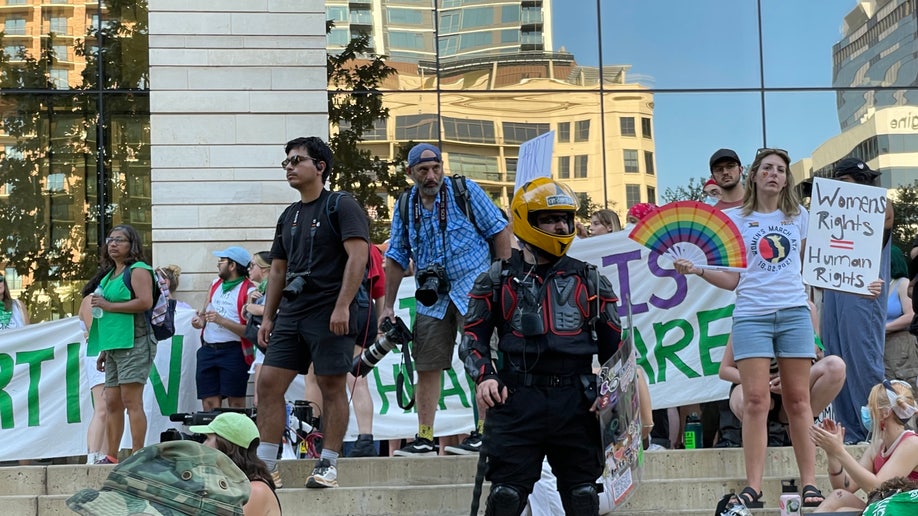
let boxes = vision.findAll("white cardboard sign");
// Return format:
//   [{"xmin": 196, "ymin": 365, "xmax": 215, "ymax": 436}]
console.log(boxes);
[{"xmin": 803, "ymin": 177, "xmax": 887, "ymax": 294}]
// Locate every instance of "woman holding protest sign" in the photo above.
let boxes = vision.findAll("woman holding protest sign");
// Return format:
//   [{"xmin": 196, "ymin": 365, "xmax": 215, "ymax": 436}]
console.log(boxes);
[
  {"xmin": 86, "ymin": 224, "xmax": 157, "ymax": 461},
  {"xmin": 674, "ymin": 148, "xmax": 837, "ymax": 509}
]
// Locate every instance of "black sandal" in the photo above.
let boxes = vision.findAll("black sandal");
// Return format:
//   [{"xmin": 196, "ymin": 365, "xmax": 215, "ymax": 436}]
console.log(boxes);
[
  {"xmin": 802, "ymin": 484, "xmax": 825, "ymax": 507},
  {"xmin": 733, "ymin": 486, "xmax": 764, "ymax": 508}
]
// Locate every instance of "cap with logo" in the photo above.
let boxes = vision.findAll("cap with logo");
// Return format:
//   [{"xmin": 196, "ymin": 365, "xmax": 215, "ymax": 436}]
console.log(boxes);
[
  {"xmin": 833, "ymin": 157, "xmax": 880, "ymax": 179},
  {"xmin": 709, "ymin": 148, "xmax": 741, "ymax": 171},
  {"xmin": 407, "ymin": 143, "xmax": 442, "ymax": 168},
  {"xmin": 212, "ymin": 246, "xmax": 251, "ymax": 268},
  {"xmin": 190, "ymin": 412, "xmax": 259, "ymax": 449},
  {"xmin": 66, "ymin": 440, "xmax": 250, "ymax": 516}
]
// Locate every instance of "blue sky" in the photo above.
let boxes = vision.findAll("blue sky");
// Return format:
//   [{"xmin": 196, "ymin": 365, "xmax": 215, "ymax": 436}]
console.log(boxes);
[{"xmin": 551, "ymin": 0, "xmax": 857, "ymax": 194}]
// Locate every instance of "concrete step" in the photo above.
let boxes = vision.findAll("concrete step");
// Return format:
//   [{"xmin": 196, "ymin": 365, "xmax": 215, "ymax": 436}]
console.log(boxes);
[{"xmin": 3, "ymin": 446, "xmax": 872, "ymax": 515}]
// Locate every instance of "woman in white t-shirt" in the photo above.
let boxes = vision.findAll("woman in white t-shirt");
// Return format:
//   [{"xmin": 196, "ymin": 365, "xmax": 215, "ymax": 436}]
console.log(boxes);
[
  {"xmin": 0, "ymin": 273, "xmax": 29, "ymax": 331},
  {"xmin": 675, "ymin": 149, "xmax": 875, "ymax": 509}
]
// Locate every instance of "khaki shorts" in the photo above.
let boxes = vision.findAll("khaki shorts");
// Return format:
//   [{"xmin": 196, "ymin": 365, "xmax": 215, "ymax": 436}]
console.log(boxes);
[
  {"xmin": 413, "ymin": 302, "xmax": 464, "ymax": 371},
  {"xmin": 104, "ymin": 332, "xmax": 156, "ymax": 387}
]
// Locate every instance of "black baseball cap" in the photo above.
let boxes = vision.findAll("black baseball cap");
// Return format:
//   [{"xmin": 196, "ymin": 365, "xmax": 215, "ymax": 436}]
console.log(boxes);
[
  {"xmin": 709, "ymin": 148, "xmax": 741, "ymax": 171},
  {"xmin": 833, "ymin": 157, "xmax": 880, "ymax": 179}
]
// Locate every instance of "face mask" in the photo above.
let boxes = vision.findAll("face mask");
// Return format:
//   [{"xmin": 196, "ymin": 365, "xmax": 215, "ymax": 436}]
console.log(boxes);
[
  {"xmin": 860, "ymin": 406, "xmax": 872, "ymax": 431},
  {"xmin": 703, "ymin": 195, "xmax": 719, "ymax": 206}
]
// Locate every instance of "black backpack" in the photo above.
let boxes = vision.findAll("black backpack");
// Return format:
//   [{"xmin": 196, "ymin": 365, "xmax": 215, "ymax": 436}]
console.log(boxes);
[{"xmin": 122, "ymin": 268, "xmax": 177, "ymax": 342}]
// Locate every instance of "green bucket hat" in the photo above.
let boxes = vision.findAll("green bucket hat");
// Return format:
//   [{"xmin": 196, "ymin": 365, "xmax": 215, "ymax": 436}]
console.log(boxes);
[{"xmin": 67, "ymin": 441, "xmax": 250, "ymax": 515}]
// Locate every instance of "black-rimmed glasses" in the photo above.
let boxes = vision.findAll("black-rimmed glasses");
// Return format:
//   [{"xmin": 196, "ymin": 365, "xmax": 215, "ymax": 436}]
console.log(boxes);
[{"xmin": 281, "ymin": 155, "xmax": 319, "ymax": 169}]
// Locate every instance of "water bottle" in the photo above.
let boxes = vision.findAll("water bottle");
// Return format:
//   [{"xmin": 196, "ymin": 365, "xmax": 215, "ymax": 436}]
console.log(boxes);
[
  {"xmin": 779, "ymin": 479, "xmax": 801, "ymax": 515},
  {"xmin": 91, "ymin": 287, "xmax": 104, "ymax": 319},
  {"xmin": 684, "ymin": 412, "xmax": 703, "ymax": 449}
]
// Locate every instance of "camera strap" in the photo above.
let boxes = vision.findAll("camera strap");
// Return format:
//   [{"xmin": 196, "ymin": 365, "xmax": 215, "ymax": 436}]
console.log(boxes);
[{"xmin": 396, "ymin": 342, "xmax": 416, "ymax": 410}]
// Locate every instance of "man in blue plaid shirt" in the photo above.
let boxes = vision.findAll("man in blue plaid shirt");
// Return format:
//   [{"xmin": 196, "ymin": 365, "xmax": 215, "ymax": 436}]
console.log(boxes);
[{"xmin": 380, "ymin": 143, "xmax": 511, "ymax": 456}]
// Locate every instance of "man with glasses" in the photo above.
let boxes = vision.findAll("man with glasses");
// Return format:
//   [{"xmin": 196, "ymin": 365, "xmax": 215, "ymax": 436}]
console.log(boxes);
[
  {"xmin": 190, "ymin": 246, "xmax": 256, "ymax": 412},
  {"xmin": 380, "ymin": 143, "xmax": 511, "ymax": 457},
  {"xmin": 256, "ymin": 136, "xmax": 369, "ymax": 489},
  {"xmin": 709, "ymin": 148, "xmax": 745, "ymax": 210}
]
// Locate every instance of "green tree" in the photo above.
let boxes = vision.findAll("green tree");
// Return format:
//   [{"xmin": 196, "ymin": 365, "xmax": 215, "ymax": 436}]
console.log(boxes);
[
  {"xmin": 660, "ymin": 176, "xmax": 708, "ymax": 203},
  {"xmin": 326, "ymin": 24, "xmax": 407, "ymax": 240},
  {"xmin": 892, "ymin": 180, "xmax": 918, "ymax": 254}
]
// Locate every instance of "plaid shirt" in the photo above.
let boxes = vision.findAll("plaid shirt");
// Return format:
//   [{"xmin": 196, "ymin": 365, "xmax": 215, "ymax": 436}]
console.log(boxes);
[{"xmin": 387, "ymin": 177, "xmax": 507, "ymax": 319}]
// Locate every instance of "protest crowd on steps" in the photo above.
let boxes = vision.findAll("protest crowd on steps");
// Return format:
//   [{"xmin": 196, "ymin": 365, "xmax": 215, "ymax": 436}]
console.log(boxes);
[{"xmin": 4, "ymin": 138, "xmax": 918, "ymax": 515}]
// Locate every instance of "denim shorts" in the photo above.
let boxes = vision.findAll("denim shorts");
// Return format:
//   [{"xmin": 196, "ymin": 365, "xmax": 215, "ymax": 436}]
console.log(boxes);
[{"xmin": 731, "ymin": 305, "xmax": 815, "ymax": 361}]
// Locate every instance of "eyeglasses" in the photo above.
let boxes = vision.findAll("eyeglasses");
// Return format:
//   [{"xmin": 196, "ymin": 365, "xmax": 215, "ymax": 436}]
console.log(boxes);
[
  {"xmin": 756, "ymin": 147, "xmax": 789, "ymax": 156},
  {"xmin": 281, "ymin": 155, "xmax": 319, "ymax": 169},
  {"xmin": 217, "ymin": 258, "xmax": 229, "ymax": 264},
  {"xmin": 536, "ymin": 214, "xmax": 569, "ymax": 225},
  {"xmin": 248, "ymin": 263, "xmax": 269, "ymax": 270},
  {"xmin": 712, "ymin": 162, "xmax": 739, "ymax": 174},
  {"xmin": 105, "ymin": 237, "xmax": 129, "ymax": 245}
]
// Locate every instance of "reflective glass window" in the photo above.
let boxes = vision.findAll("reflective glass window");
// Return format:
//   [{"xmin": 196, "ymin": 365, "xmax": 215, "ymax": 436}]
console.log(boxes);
[
  {"xmin": 623, "ymin": 150, "xmax": 639, "ymax": 173},
  {"xmin": 626, "ymin": 185, "xmax": 641, "ymax": 208},
  {"xmin": 558, "ymin": 156, "xmax": 570, "ymax": 179}
]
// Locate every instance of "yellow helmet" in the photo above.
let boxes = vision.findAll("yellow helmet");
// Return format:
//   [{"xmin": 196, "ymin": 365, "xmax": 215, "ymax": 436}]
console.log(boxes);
[{"xmin": 511, "ymin": 177, "xmax": 579, "ymax": 258}]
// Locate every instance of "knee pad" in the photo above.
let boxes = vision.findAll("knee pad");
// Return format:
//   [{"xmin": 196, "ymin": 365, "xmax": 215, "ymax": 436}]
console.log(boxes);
[
  {"xmin": 560, "ymin": 483, "xmax": 599, "ymax": 515},
  {"xmin": 484, "ymin": 484, "xmax": 526, "ymax": 516}
]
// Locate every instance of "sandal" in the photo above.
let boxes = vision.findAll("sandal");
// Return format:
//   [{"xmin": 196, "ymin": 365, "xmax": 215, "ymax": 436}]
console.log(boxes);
[
  {"xmin": 733, "ymin": 486, "xmax": 764, "ymax": 508},
  {"xmin": 802, "ymin": 484, "xmax": 825, "ymax": 507}
]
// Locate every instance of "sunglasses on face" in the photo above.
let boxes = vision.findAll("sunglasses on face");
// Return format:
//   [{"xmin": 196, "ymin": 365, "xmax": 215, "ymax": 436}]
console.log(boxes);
[
  {"xmin": 281, "ymin": 155, "xmax": 319, "ymax": 169},
  {"xmin": 105, "ymin": 237, "xmax": 129, "ymax": 245}
]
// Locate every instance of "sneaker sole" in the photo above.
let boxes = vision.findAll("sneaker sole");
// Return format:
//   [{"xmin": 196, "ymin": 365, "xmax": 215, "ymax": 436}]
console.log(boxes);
[
  {"xmin": 305, "ymin": 477, "xmax": 338, "ymax": 488},
  {"xmin": 392, "ymin": 450, "xmax": 437, "ymax": 457},
  {"xmin": 443, "ymin": 446, "xmax": 479, "ymax": 455}
]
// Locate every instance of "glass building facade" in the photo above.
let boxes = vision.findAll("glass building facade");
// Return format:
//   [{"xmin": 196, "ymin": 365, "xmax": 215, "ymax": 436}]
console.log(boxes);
[{"xmin": 6, "ymin": 0, "xmax": 918, "ymax": 321}]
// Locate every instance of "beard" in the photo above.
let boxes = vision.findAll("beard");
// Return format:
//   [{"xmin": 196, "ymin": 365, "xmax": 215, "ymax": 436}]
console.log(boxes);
[{"xmin": 419, "ymin": 178, "xmax": 443, "ymax": 197}]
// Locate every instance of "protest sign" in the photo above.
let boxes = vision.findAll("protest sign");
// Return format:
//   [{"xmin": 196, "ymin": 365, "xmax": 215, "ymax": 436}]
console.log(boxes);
[
  {"xmin": 803, "ymin": 177, "xmax": 887, "ymax": 294},
  {"xmin": 514, "ymin": 130, "xmax": 554, "ymax": 193}
]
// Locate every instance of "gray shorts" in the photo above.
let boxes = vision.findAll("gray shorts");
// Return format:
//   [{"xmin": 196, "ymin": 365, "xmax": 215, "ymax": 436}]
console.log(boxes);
[
  {"xmin": 104, "ymin": 333, "xmax": 156, "ymax": 387},
  {"xmin": 413, "ymin": 302, "xmax": 463, "ymax": 371}
]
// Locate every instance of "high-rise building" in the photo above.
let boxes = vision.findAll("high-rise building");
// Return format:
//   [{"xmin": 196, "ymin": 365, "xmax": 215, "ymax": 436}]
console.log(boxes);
[{"xmin": 326, "ymin": 0, "xmax": 656, "ymax": 213}]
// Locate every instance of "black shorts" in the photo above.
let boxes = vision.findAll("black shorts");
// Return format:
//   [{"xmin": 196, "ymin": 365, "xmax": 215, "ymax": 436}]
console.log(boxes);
[
  {"xmin": 264, "ymin": 307, "xmax": 354, "ymax": 375},
  {"xmin": 355, "ymin": 302, "xmax": 377, "ymax": 349}
]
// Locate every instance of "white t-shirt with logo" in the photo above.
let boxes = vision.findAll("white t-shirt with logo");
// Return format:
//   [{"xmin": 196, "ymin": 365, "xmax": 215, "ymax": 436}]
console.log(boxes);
[{"xmin": 726, "ymin": 206, "xmax": 809, "ymax": 317}]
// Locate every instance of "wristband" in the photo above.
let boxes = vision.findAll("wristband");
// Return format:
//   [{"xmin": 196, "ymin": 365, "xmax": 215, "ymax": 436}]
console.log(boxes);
[{"xmin": 699, "ymin": 269, "xmax": 705, "ymax": 277}]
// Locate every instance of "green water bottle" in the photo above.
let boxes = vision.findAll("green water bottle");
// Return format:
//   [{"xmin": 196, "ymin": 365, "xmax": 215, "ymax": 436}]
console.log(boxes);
[{"xmin": 684, "ymin": 412, "xmax": 703, "ymax": 449}]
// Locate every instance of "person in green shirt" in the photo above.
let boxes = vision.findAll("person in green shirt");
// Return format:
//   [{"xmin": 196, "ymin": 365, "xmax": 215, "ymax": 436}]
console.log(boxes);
[{"xmin": 87, "ymin": 224, "xmax": 156, "ymax": 461}]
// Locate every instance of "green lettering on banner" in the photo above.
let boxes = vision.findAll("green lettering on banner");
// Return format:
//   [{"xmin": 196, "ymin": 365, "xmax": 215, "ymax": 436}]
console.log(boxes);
[
  {"xmin": 439, "ymin": 368, "xmax": 471, "ymax": 409},
  {"xmin": 652, "ymin": 319, "xmax": 699, "ymax": 381},
  {"xmin": 17, "ymin": 347, "xmax": 55, "ymax": 427},
  {"xmin": 624, "ymin": 328, "xmax": 656, "ymax": 383},
  {"xmin": 374, "ymin": 363, "xmax": 404, "ymax": 415},
  {"xmin": 397, "ymin": 296, "xmax": 417, "ymax": 326},
  {"xmin": 696, "ymin": 305, "xmax": 734, "ymax": 376},
  {"xmin": 66, "ymin": 343, "xmax": 81, "ymax": 423},
  {"xmin": 0, "ymin": 353, "xmax": 13, "ymax": 428},
  {"xmin": 150, "ymin": 336, "xmax": 183, "ymax": 416}
]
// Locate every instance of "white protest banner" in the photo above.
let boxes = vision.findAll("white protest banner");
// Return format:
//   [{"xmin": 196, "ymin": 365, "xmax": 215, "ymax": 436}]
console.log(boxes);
[
  {"xmin": 569, "ymin": 230, "xmax": 735, "ymax": 408},
  {"xmin": 0, "ymin": 229, "xmax": 739, "ymax": 459},
  {"xmin": 803, "ymin": 177, "xmax": 887, "ymax": 294},
  {"xmin": 0, "ymin": 318, "xmax": 92, "ymax": 461},
  {"xmin": 514, "ymin": 130, "xmax": 555, "ymax": 193}
]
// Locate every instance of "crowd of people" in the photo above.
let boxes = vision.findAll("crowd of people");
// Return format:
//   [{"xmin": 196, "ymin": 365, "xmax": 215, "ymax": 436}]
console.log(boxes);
[{"xmin": 5, "ymin": 137, "xmax": 918, "ymax": 516}]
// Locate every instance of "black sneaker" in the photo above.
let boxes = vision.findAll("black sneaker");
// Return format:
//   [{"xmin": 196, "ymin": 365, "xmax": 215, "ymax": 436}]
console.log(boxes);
[
  {"xmin": 348, "ymin": 434, "xmax": 377, "ymax": 457},
  {"xmin": 444, "ymin": 431, "xmax": 482, "ymax": 455},
  {"xmin": 393, "ymin": 435, "xmax": 437, "ymax": 457}
]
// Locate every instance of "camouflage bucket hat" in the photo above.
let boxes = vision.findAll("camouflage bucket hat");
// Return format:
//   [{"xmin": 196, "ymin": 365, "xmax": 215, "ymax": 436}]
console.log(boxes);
[{"xmin": 67, "ymin": 441, "xmax": 250, "ymax": 516}]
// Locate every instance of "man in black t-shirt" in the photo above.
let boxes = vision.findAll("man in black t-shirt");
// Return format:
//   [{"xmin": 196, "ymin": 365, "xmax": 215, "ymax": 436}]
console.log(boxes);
[{"xmin": 254, "ymin": 136, "xmax": 369, "ymax": 489}]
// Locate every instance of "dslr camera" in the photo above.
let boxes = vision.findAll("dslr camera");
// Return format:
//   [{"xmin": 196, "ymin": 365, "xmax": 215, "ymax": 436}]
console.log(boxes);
[
  {"xmin": 351, "ymin": 316, "xmax": 413, "ymax": 377},
  {"xmin": 415, "ymin": 264, "xmax": 449, "ymax": 307},
  {"xmin": 282, "ymin": 272, "xmax": 310, "ymax": 301},
  {"xmin": 161, "ymin": 407, "xmax": 256, "ymax": 443}
]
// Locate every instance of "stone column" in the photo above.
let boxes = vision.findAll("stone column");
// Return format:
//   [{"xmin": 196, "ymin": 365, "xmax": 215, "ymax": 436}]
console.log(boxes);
[{"xmin": 147, "ymin": 0, "xmax": 327, "ymax": 307}]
